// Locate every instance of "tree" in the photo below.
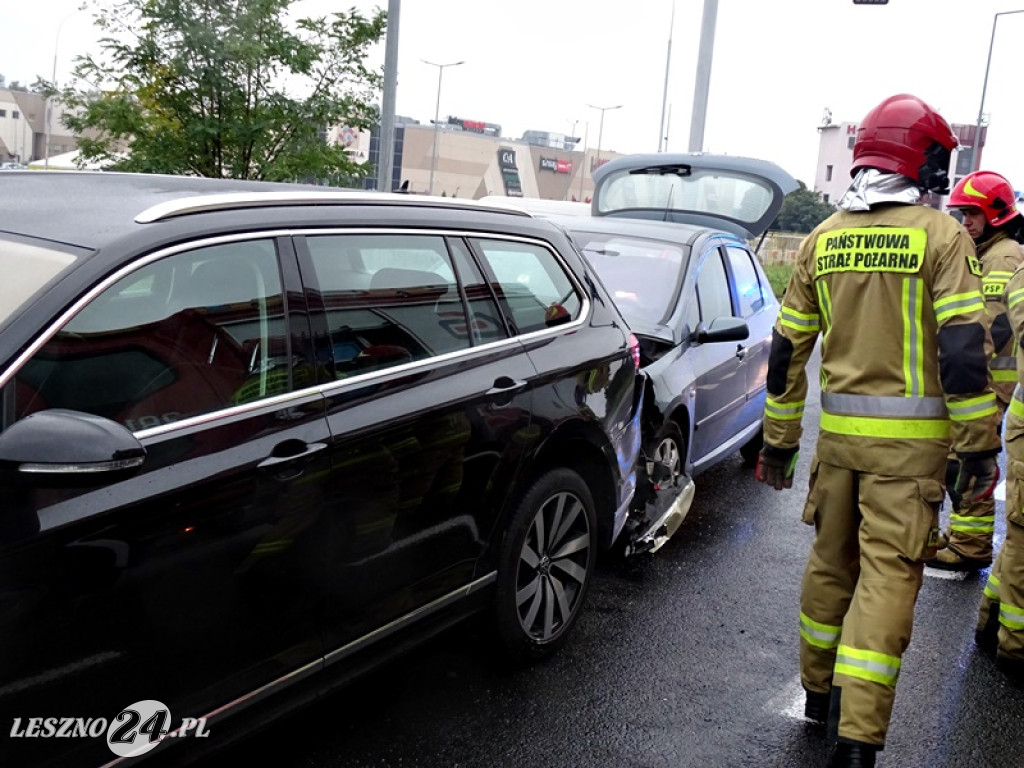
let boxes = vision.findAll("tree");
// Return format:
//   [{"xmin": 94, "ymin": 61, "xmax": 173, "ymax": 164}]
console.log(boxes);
[
  {"xmin": 54, "ymin": 0, "xmax": 385, "ymax": 181},
  {"xmin": 772, "ymin": 181, "xmax": 836, "ymax": 234}
]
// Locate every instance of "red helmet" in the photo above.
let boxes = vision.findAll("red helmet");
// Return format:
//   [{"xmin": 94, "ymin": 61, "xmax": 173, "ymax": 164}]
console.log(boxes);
[
  {"xmin": 948, "ymin": 170, "xmax": 1020, "ymax": 227},
  {"xmin": 852, "ymin": 94, "xmax": 957, "ymax": 193}
]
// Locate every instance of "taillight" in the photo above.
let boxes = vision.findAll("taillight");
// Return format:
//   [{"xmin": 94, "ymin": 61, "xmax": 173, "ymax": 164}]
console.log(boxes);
[{"xmin": 628, "ymin": 333, "xmax": 641, "ymax": 370}]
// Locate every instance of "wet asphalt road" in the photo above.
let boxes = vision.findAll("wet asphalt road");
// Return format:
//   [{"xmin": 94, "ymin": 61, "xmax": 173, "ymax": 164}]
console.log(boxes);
[{"xmin": 213, "ymin": 353, "xmax": 1024, "ymax": 768}]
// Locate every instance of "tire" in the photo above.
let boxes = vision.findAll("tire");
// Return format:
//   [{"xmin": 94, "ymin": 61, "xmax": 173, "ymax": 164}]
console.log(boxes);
[
  {"xmin": 647, "ymin": 422, "xmax": 685, "ymax": 489},
  {"xmin": 493, "ymin": 468, "xmax": 597, "ymax": 662},
  {"xmin": 740, "ymin": 426, "xmax": 763, "ymax": 468}
]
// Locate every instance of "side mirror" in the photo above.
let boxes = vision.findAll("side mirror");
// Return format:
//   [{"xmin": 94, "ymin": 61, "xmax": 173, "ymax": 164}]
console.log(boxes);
[
  {"xmin": 0, "ymin": 409, "xmax": 145, "ymax": 479},
  {"xmin": 695, "ymin": 316, "xmax": 749, "ymax": 344}
]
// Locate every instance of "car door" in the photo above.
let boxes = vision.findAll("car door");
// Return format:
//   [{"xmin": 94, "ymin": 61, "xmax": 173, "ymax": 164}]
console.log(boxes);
[
  {"xmin": 0, "ymin": 235, "xmax": 331, "ymax": 767},
  {"xmin": 687, "ymin": 244, "xmax": 747, "ymax": 463},
  {"xmin": 296, "ymin": 232, "xmax": 537, "ymax": 659}
]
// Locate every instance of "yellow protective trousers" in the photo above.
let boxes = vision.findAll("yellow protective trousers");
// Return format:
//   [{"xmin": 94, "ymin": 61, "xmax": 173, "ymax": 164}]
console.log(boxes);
[
  {"xmin": 799, "ymin": 457, "xmax": 944, "ymax": 746},
  {"xmin": 979, "ymin": 434, "xmax": 1024, "ymax": 657},
  {"xmin": 945, "ymin": 400, "xmax": 1005, "ymax": 561}
]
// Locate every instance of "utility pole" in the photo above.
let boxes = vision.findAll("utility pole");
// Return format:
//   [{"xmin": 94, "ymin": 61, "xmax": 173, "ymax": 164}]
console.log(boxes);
[
  {"xmin": 688, "ymin": 0, "xmax": 718, "ymax": 152},
  {"xmin": 658, "ymin": 1, "xmax": 675, "ymax": 152},
  {"xmin": 376, "ymin": 0, "xmax": 400, "ymax": 192}
]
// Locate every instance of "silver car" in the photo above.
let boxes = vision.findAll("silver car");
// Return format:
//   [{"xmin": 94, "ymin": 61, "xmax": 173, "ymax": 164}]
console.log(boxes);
[{"xmin": 547, "ymin": 153, "xmax": 798, "ymax": 554}]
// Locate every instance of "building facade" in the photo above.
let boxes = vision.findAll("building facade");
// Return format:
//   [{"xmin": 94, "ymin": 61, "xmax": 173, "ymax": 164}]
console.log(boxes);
[
  {"xmin": 361, "ymin": 118, "xmax": 621, "ymax": 202},
  {"xmin": 0, "ymin": 88, "xmax": 79, "ymax": 165}
]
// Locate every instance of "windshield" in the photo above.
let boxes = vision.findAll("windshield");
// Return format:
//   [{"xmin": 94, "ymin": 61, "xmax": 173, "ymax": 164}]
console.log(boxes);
[
  {"xmin": 596, "ymin": 168, "xmax": 776, "ymax": 226},
  {"xmin": 0, "ymin": 238, "xmax": 80, "ymax": 327},
  {"xmin": 570, "ymin": 230, "xmax": 687, "ymax": 328}
]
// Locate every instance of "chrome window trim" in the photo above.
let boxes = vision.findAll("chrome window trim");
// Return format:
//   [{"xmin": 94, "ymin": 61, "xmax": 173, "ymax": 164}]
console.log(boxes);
[
  {"xmin": 2, "ymin": 227, "xmax": 592, "ymax": 436},
  {"xmin": 0, "ymin": 230, "xmax": 296, "ymax": 392}
]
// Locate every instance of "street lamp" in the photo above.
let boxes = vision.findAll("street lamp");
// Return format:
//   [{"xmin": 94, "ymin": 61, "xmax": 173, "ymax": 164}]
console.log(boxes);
[
  {"xmin": 972, "ymin": 9, "xmax": 1024, "ymax": 172},
  {"xmin": 578, "ymin": 121, "xmax": 589, "ymax": 202},
  {"xmin": 45, "ymin": 8, "xmax": 83, "ymax": 171},
  {"xmin": 587, "ymin": 103, "xmax": 622, "ymax": 170},
  {"xmin": 423, "ymin": 59, "xmax": 463, "ymax": 196}
]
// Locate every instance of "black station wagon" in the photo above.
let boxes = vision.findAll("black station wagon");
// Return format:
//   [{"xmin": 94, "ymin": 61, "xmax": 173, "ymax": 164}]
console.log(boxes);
[{"xmin": 0, "ymin": 172, "xmax": 643, "ymax": 766}]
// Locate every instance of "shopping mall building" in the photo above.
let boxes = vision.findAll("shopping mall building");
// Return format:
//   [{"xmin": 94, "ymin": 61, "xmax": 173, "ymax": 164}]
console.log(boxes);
[{"xmin": 346, "ymin": 115, "xmax": 624, "ymax": 201}]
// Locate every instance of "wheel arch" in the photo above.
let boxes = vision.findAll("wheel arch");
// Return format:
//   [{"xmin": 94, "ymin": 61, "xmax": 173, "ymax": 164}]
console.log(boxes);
[{"xmin": 516, "ymin": 423, "xmax": 620, "ymax": 551}]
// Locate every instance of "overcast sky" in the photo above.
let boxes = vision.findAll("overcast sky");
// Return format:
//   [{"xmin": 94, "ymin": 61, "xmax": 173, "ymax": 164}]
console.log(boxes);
[{"xmin": 5, "ymin": 0, "xmax": 1024, "ymax": 190}]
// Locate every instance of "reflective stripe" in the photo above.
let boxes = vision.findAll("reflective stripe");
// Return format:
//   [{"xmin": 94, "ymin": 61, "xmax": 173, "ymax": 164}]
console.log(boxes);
[
  {"xmin": 799, "ymin": 612, "xmax": 841, "ymax": 650},
  {"xmin": 834, "ymin": 645, "xmax": 901, "ymax": 687},
  {"xmin": 934, "ymin": 291, "xmax": 985, "ymax": 323},
  {"xmin": 780, "ymin": 306, "xmax": 820, "ymax": 333},
  {"xmin": 1008, "ymin": 286, "xmax": 1024, "ymax": 310},
  {"xmin": 821, "ymin": 392, "xmax": 946, "ymax": 418},
  {"xmin": 765, "ymin": 396, "xmax": 805, "ymax": 421},
  {"xmin": 1014, "ymin": 383, "xmax": 1024, "ymax": 403},
  {"xmin": 984, "ymin": 271, "xmax": 1013, "ymax": 297},
  {"xmin": 984, "ymin": 573, "xmax": 1001, "ymax": 601},
  {"xmin": 1000, "ymin": 603, "xmax": 1024, "ymax": 631},
  {"xmin": 816, "ymin": 280, "xmax": 833, "ymax": 337},
  {"xmin": 949, "ymin": 512, "xmax": 996, "ymax": 534},
  {"xmin": 948, "ymin": 393, "xmax": 998, "ymax": 422},
  {"xmin": 820, "ymin": 412, "xmax": 950, "ymax": 439},
  {"xmin": 902, "ymin": 278, "xmax": 924, "ymax": 397},
  {"xmin": 1011, "ymin": 398, "xmax": 1024, "ymax": 421},
  {"xmin": 995, "ymin": 349, "xmax": 1017, "ymax": 382}
]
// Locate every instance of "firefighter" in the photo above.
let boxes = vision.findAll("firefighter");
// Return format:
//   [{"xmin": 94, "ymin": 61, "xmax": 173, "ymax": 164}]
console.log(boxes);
[
  {"xmin": 929, "ymin": 171, "xmax": 1024, "ymax": 570},
  {"xmin": 978, "ymin": 260, "xmax": 1024, "ymax": 675},
  {"xmin": 754, "ymin": 94, "xmax": 1002, "ymax": 768}
]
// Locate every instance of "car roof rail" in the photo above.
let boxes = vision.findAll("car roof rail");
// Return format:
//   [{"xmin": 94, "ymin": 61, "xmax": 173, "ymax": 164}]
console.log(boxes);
[{"xmin": 135, "ymin": 190, "xmax": 533, "ymax": 223}]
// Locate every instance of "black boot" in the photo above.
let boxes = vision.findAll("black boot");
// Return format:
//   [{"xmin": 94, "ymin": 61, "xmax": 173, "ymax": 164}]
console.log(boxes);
[
  {"xmin": 827, "ymin": 741, "xmax": 877, "ymax": 768},
  {"xmin": 996, "ymin": 650, "xmax": 1024, "ymax": 682},
  {"xmin": 804, "ymin": 688, "xmax": 829, "ymax": 724},
  {"xmin": 975, "ymin": 603, "xmax": 999, "ymax": 654}
]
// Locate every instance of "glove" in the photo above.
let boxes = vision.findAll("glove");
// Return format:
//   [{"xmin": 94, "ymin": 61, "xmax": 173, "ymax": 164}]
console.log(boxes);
[
  {"xmin": 755, "ymin": 445, "xmax": 798, "ymax": 490},
  {"xmin": 952, "ymin": 454, "xmax": 1000, "ymax": 506}
]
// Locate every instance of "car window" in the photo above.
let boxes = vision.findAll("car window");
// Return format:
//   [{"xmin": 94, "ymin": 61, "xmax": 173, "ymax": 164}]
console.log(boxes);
[
  {"xmin": 569, "ymin": 229, "xmax": 685, "ymax": 328},
  {"xmin": 448, "ymin": 238, "xmax": 509, "ymax": 344},
  {"xmin": 304, "ymin": 234, "xmax": 472, "ymax": 377},
  {"xmin": 0, "ymin": 237, "xmax": 82, "ymax": 329},
  {"xmin": 12, "ymin": 239, "xmax": 287, "ymax": 432},
  {"xmin": 696, "ymin": 249, "xmax": 733, "ymax": 322},
  {"xmin": 596, "ymin": 168, "xmax": 777, "ymax": 225},
  {"xmin": 471, "ymin": 238, "xmax": 581, "ymax": 334},
  {"xmin": 725, "ymin": 245, "xmax": 765, "ymax": 317}
]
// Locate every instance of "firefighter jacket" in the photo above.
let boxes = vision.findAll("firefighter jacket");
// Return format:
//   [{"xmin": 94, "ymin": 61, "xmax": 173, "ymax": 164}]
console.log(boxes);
[
  {"xmin": 1004, "ymin": 264, "xmax": 1024, "ymax": 444},
  {"xmin": 763, "ymin": 203, "xmax": 1002, "ymax": 477},
  {"xmin": 977, "ymin": 231, "xmax": 1024, "ymax": 405}
]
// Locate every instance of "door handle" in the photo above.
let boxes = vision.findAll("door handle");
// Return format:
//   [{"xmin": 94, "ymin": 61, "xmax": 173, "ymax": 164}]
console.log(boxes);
[
  {"xmin": 486, "ymin": 376, "xmax": 528, "ymax": 396},
  {"xmin": 258, "ymin": 441, "xmax": 328, "ymax": 479},
  {"xmin": 735, "ymin": 345, "xmax": 746, "ymax": 360},
  {"xmin": 487, "ymin": 376, "xmax": 527, "ymax": 406}
]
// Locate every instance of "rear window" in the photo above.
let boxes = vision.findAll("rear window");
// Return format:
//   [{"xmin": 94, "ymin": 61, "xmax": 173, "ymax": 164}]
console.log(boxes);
[
  {"xmin": 569, "ymin": 230, "xmax": 687, "ymax": 328},
  {"xmin": 0, "ymin": 238, "xmax": 82, "ymax": 328},
  {"xmin": 595, "ymin": 167, "xmax": 776, "ymax": 227}
]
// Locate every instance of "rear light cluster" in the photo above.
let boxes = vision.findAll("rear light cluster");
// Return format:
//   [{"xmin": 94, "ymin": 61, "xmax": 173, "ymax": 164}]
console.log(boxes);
[{"xmin": 628, "ymin": 333, "xmax": 641, "ymax": 370}]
